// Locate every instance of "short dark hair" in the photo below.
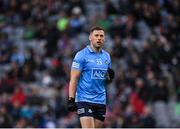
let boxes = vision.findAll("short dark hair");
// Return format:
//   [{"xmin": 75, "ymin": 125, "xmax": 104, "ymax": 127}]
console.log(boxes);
[{"xmin": 90, "ymin": 26, "xmax": 104, "ymax": 33}]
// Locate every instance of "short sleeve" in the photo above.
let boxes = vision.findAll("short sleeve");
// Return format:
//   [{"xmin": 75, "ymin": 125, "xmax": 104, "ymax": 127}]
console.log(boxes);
[
  {"xmin": 71, "ymin": 52, "xmax": 84, "ymax": 71},
  {"xmin": 106, "ymin": 52, "xmax": 112, "ymax": 68}
]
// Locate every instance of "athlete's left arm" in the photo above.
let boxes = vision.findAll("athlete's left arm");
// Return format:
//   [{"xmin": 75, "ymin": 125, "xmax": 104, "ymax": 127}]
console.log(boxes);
[
  {"xmin": 106, "ymin": 67, "xmax": 115, "ymax": 84},
  {"xmin": 105, "ymin": 54, "xmax": 114, "ymax": 84}
]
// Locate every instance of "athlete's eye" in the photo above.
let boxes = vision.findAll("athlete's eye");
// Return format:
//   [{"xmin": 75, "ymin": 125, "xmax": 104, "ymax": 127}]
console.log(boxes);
[
  {"xmin": 94, "ymin": 34, "xmax": 104, "ymax": 38},
  {"xmin": 100, "ymin": 35, "xmax": 104, "ymax": 37},
  {"xmin": 94, "ymin": 34, "xmax": 98, "ymax": 37}
]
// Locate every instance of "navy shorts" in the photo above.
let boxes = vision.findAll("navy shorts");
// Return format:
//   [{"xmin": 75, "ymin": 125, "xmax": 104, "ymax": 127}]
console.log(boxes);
[{"xmin": 76, "ymin": 102, "xmax": 106, "ymax": 121}]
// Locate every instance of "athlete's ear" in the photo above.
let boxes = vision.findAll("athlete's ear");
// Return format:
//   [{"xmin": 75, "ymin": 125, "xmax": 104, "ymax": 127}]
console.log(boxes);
[{"xmin": 89, "ymin": 35, "xmax": 91, "ymax": 41}]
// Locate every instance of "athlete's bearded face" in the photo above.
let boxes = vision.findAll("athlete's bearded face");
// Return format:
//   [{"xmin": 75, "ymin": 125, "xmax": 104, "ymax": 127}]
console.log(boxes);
[{"xmin": 89, "ymin": 30, "xmax": 105, "ymax": 50}]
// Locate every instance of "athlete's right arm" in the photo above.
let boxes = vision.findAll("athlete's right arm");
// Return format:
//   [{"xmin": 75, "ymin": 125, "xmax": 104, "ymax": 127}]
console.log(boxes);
[
  {"xmin": 69, "ymin": 69, "xmax": 81, "ymax": 98},
  {"xmin": 68, "ymin": 69, "xmax": 81, "ymax": 112},
  {"xmin": 68, "ymin": 51, "xmax": 83, "ymax": 111}
]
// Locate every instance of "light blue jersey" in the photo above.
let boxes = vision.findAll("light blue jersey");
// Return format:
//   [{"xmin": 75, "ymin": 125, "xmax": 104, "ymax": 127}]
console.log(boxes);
[{"xmin": 71, "ymin": 45, "xmax": 111, "ymax": 104}]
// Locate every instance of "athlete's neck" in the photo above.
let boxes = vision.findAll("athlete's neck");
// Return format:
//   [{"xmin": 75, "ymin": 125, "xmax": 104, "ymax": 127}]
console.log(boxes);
[{"xmin": 90, "ymin": 44, "xmax": 101, "ymax": 53}]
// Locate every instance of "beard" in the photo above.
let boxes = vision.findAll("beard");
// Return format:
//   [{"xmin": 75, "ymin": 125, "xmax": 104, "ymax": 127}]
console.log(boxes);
[{"xmin": 96, "ymin": 42, "xmax": 102, "ymax": 48}]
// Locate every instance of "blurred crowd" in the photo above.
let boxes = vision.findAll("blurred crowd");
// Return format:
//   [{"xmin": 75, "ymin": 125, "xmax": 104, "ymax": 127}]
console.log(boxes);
[{"xmin": 0, "ymin": 0, "xmax": 179, "ymax": 128}]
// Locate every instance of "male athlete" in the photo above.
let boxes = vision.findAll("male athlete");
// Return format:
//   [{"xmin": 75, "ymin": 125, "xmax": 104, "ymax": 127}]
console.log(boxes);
[{"xmin": 68, "ymin": 26, "xmax": 114, "ymax": 128}]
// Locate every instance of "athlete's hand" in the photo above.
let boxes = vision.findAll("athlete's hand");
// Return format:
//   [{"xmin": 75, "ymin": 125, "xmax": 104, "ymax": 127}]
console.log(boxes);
[
  {"xmin": 105, "ymin": 67, "xmax": 115, "ymax": 84},
  {"xmin": 68, "ymin": 97, "xmax": 77, "ymax": 112}
]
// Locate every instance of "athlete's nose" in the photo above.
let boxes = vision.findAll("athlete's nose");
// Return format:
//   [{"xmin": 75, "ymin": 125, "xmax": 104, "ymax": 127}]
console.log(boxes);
[
  {"xmin": 98, "ymin": 36, "xmax": 102, "ymax": 40},
  {"xmin": 97, "ymin": 39, "xmax": 102, "ymax": 43}
]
